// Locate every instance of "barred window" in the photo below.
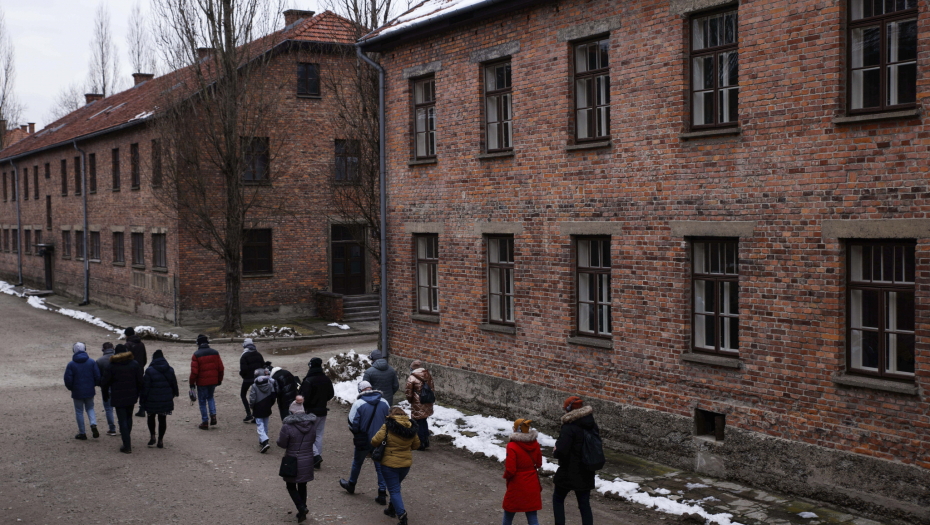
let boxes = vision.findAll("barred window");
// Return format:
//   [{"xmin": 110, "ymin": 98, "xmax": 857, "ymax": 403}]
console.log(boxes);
[
  {"xmin": 113, "ymin": 232, "xmax": 125, "ymax": 264},
  {"xmin": 132, "ymin": 232, "xmax": 144, "ymax": 266},
  {"xmin": 90, "ymin": 232, "xmax": 101, "ymax": 260}
]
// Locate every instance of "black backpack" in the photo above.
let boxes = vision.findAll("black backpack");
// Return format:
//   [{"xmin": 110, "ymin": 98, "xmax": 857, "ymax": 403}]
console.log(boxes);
[
  {"xmin": 418, "ymin": 382, "xmax": 436, "ymax": 404},
  {"xmin": 580, "ymin": 428, "xmax": 606, "ymax": 471}
]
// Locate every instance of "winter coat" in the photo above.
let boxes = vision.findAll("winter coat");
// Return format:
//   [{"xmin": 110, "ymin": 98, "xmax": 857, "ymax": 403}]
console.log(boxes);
[
  {"xmin": 64, "ymin": 351, "xmax": 101, "ymax": 400},
  {"xmin": 140, "ymin": 357, "xmax": 180, "ymax": 415},
  {"xmin": 270, "ymin": 367, "xmax": 301, "ymax": 407},
  {"xmin": 189, "ymin": 344, "xmax": 224, "ymax": 387},
  {"xmin": 125, "ymin": 335, "xmax": 147, "ymax": 369},
  {"xmin": 96, "ymin": 347, "xmax": 116, "ymax": 398},
  {"xmin": 348, "ymin": 390, "xmax": 390, "ymax": 449},
  {"xmin": 239, "ymin": 345, "xmax": 265, "ymax": 384},
  {"xmin": 276, "ymin": 412, "xmax": 320, "ymax": 484},
  {"xmin": 298, "ymin": 367, "xmax": 334, "ymax": 417},
  {"xmin": 404, "ymin": 368, "xmax": 435, "ymax": 420},
  {"xmin": 553, "ymin": 405, "xmax": 598, "ymax": 492},
  {"xmin": 371, "ymin": 414, "xmax": 421, "ymax": 469},
  {"xmin": 503, "ymin": 430, "xmax": 543, "ymax": 513},
  {"xmin": 101, "ymin": 351, "xmax": 144, "ymax": 408},
  {"xmin": 363, "ymin": 359, "xmax": 399, "ymax": 405},
  {"xmin": 249, "ymin": 375, "xmax": 277, "ymax": 419}
]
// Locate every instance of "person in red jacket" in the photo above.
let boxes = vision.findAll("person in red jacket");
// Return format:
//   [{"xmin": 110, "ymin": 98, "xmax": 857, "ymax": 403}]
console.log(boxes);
[
  {"xmin": 190, "ymin": 335, "xmax": 224, "ymax": 430},
  {"xmin": 502, "ymin": 418, "xmax": 542, "ymax": 525}
]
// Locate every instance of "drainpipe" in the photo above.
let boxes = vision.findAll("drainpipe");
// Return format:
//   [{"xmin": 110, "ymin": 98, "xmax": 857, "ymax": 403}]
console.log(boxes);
[
  {"xmin": 9, "ymin": 160, "xmax": 22, "ymax": 286},
  {"xmin": 73, "ymin": 141, "xmax": 89, "ymax": 306},
  {"xmin": 356, "ymin": 45, "xmax": 388, "ymax": 357}
]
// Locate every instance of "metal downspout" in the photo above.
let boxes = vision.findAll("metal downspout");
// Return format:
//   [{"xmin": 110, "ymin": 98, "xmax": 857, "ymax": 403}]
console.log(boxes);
[
  {"xmin": 9, "ymin": 160, "xmax": 22, "ymax": 286},
  {"xmin": 73, "ymin": 141, "xmax": 89, "ymax": 305},
  {"xmin": 356, "ymin": 45, "xmax": 388, "ymax": 357}
]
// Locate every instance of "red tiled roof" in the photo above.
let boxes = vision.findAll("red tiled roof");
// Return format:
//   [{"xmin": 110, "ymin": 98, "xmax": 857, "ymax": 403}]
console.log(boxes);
[
  {"xmin": 2, "ymin": 128, "xmax": 29, "ymax": 148},
  {"xmin": 0, "ymin": 11, "xmax": 357, "ymax": 162}
]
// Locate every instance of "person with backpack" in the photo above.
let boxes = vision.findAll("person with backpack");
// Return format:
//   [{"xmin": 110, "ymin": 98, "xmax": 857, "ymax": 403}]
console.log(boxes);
[
  {"xmin": 404, "ymin": 360, "xmax": 434, "ymax": 450},
  {"xmin": 249, "ymin": 368, "xmax": 277, "ymax": 453},
  {"xmin": 101, "ymin": 344, "xmax": 144, "ymax": 453},
  {"xmin": 298, "ymin": 357, "xmax": 334, "ymax": 469},
  {"xmin": 64, "ymin": 342, "xmax": 101, "ymax": 440},
  {"xmin": 123, "ymin": 327, "xmax": 148, "ymax": 417},
  {"xmin": 277, "ymin": 400, "xmax": 320, "ymax": 523},
  {"xmin": 140, "ymin": 350, "xmax": 179, "ymax": 449},
  {"xmin": 363, "ymin": 350, "xmax": 399, "ymax": 405},
  {"xmin": 371, "ymin": 406, "xmax": 421, "ymax": 525},
  {"xmin": 239, "ymin": 338, "xmax": 265, "ymax": 423},
  {"xmin": 552, "ymin": 396, "xmax": 602, "ymax": 525},
  {"xmin": 339, "ymin": 380, "xmax": 390, "ymax": 504},
  {"xmin": 502, "ymin": 418, "xmax": 543, "ymax": 525},
  {"xmin": 96, "ymin": 343, "xmax": 118, "ymax": 436},
  {"xmin": 190, "ymin": 334, "xmax": 224, "ymax": 430},
  {"xmin": 267, "ymin": 362, "xmax": 301, "ymax": 421}
]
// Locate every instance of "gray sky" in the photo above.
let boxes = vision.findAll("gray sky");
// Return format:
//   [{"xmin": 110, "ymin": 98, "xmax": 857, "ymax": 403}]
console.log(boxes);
[{"xmin": 3, "ymin": 0, "xmax": 320, "ymax": 129}]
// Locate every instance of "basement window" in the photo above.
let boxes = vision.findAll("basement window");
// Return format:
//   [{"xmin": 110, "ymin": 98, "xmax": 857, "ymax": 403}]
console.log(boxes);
[{"xmin": 695, "ymin": 409, "xmax": 725, "ymax": 442}]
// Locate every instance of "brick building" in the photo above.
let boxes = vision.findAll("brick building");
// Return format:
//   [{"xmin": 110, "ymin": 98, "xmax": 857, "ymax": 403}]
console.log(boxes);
[
  {"xmin": 360, "ymin": 0, "xmax": 929, "ymax": 520},
  {"xmin": 0, "ymin": 10, "xmax": 380, "ymax": 323}
]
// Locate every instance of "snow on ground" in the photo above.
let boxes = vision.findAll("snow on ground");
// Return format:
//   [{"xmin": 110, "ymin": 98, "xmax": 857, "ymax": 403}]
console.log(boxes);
[
  {"xmin": 798, "ymin": 512, "xmax": 818, "ymax": 519},
  {"xmin": 27, "ymin": 296, "xmax": 48, "ymax": 310},
  {"xmin": 57, "ymin": 307, "xmax": 122, "ymax": 333},
  {"xmin": 326, "ymin": 350, "xmax": 743, "ymax": 525},
  {"xmin": 328, "ymin": 322, "xmax": 351, "ymax": 330},
  {"xmin": 244, "ymin": 325, "xmax": 302, "ymax": 338}
]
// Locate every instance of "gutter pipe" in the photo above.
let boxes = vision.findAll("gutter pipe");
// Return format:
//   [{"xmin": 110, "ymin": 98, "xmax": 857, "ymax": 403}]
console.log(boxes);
[
  {"xmin": 355, "ymin": 44, "xmax": 388, "ymax": 357},
  {"xmin": 9, "ymin": 160, "xmax": 22, "ymax": 286},
  {"xmin": 73, "ymin": 140, "xmax": 89, "ymax": 306}
]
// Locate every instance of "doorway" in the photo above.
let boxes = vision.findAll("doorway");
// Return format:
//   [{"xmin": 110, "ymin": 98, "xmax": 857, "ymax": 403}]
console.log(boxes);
[{"xmin": 331, "ymin": 225, "xmax": 366, "ymax": 295}]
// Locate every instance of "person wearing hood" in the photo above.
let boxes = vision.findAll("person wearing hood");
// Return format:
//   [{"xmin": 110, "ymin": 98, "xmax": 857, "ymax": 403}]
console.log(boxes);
[
  {"xmin": 298, "ymin": 357, "xmax": 334, "ymax": 469},
  {"xmin": 372, "ymin": 406, "xmax": 421, "ymax": 525},
  {"xmin": 404, "ymin": 360, "xmax": 435, "ymax": 450},
  {"xmin": 123, "ymin": 327, "xmax": 148, "ymax": 417},
  {"xmin": 190, "ymin": 334, "xmax": 224, "ymax": 430},
  {"xmin": 249, "ymin": 368, "xmax": 278, "ymax": 453},
  {"xmin": 363, "ymin": 350, "xmax": 399, "ymax": 406},
  {"xmin": 64, "ymin": 342, "xmax": 101, "ymax": 440},
  {"xmin": 277, "ymin": 400, "xmax": 320, "ymax": 523},
  {"xmin": 101, "ymin": 344, "xmax": 144, "ymax": 453},
  {"xmin": 239, "ymin": 338, "xmax": 265, "ymax": 423},
  {"xmin": 552, "ymin": 396, "xmax": 598, "ymax": 525},
  {"xmin": 339, "ymin": 381, "xmax": 390, "ymax": 504},
  {"xmin": 267, "ymin": 361, "xmax": 301, "ymax": 422},
  {"xmin": 140, "ymin": 350, "xmax": 180, "ymax": 449},
  {"xmin": 96, "ymin": 343, "xmax": 118, "ymax": 436},
  {"xmin": 502, "ymin": 419, "xmax": 543, "ymax": 525}
]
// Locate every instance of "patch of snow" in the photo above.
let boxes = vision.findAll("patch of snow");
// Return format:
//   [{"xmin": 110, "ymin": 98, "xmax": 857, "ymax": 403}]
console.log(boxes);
[
  {"xmin": 0, "ymin": 280, "xmax": 23, "ymax": 297},
  {"xmin": 163, "ymin": 332, "xmax": 180, "ymax": 339},
  {"xmin": 325, "ymin": 350, "xmax": 371, "ymax": 384},
  {"xmin": 129, "ymin": 110, "xmax": 154, "ymax": 121},
  {"xmin": 328, "ymin": 322, "xmax": 351, "ymax": 330},
  {"xmin": 798, "ymin": 512, "xmax": 818, "ymax": 519},
  {"xmin": 57, "ymin": 308, "xmax": 122, "ymax": 334},
  {"xmin": 27, "ymin": 296, "xmax": 48, "ymax": 310},
  {"xmin": 686, "ymin": 483, "xmax": 711, "ymax": 490},
  {"xmin": 243, "ymin": 325, "xmax": 301, "ymax": 338},
  {"xmin": 654, "ymin": 488, "xmax": 672, "ymax": 495}
]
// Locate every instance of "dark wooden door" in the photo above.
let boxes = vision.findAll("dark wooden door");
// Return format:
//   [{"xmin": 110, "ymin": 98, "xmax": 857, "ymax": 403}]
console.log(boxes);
[{"xmin": 332, "ymin": 225, "xmax": 366, "ymax": 295}]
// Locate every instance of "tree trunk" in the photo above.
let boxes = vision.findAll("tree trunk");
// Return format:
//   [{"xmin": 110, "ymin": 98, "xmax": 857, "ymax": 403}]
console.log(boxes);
[{"xmin": 222, "ymin": 250, "xmax": 242, "ymax": 333}]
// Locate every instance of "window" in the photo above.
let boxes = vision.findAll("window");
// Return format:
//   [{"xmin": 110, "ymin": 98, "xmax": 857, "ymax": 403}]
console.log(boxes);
[
  {"xmin": 335, "ymin": 140, "xmax": 360, "ymax": 182},
  {"xmin": 243, "ymin": 229, "xmax": 273, "ymax": 274},
  {"xmin": 413, "ymin": 78, "xmax": 436, "ymax": 159},
  {"xmin": 89, "ymin": 232, "xmax": 100, "ymax": 260},
  {"xmin": 88, "ymin": 154, "xmax": 96, "ymax": 193},
  {"xmin": 243, "ymin": 137, "xmax": 270, "ymax": 182},
  {"xmin": 113, "ymin": 232, "xmax": 125, "ymax": 263},
  {"xmin": 576, "ymin": 237, "xmax": 611, "ymax": 337},
  {"xmin": 2, "ymin": 172, "xmax": 5, "ymax": 201},
  {"xmin": 24, "ymin": 230, "xmax": 31, "ymax": 254},
  {"xmin": 848, "ymin": 241, "xmax": 915, "ymax": 379},
  {"xmin": 484, "ymin": 61, "xmax": 513, "ymax": 152},
  {"xmin": 297, "ymin": 63, "xmax": 320, "ymax": 96},
  {"xmin": 10, "ymin": 171, "xmax": 15, "ymax": 201},
  {"xmin": 112, "ymin": 148, "xmax": 120, "ymax": 190},
  {"xmin": 74, "ymin": 156, "xmax": 81, "ymax": 195},
  {"xmin": 691, "ymin": 9, "xmax": 739, "ymax": 128},
  {"xmin": 416, "ymin": 234, "xmax": 439, "ymax": 313},
  {"xmin": 60, "ymin": 159, "xmax": 67, "ymax": 195},
  {"xmin": 131, "ymin": 232, "xmax": 144, "ymax": 266},
  {"xmin": 152, "ymin": 233, "xmax": 167, "ymax": 268},
  {"xmin": 849, "ymin": 0, "xmax": 917, "ymax": 113},
  {"xmin": 23, "ymin": 168, "xmax": 28, "ymax": 201},
  {"xmin": 33, "ymin": 166, "xmax": 38, "ymax": 200},
  {"xmin": 130, "ymin": 143, "xmax": 140, "ymax": 188},
  {"xmin": 574, "ymin": 38, "xmax": 610, "ymax": 141},
  {"xmin": 44, "ymin": 163, "xmax": 50, "ymax": 179},
  {"xmin": 62, "ymin": 231, "xmax": 71, "ymax": 258},
  {"xmin": 487, "ymin": 236, "xmax": 514, "ymax": 325},
  {"xmin": 2, "ymin": 229, "xmax": 7, "ymax": 251},
  {"xmin": 10, "ymin": 229, "xmax": 16, "ymax": 253},
  {"xmin": 151, "ymin": 140, "xmax": 162, "ymax": 188},
  {"xmin": 692, "ymin": 240, "xmax": 739, "ymax": 355},
  {"xmin": 34, "ymin": 230, "xmax": 42, "ymax": 253},
  {"xmin": 45, "ymin": 196, "xmax": 52, "ymax": 229},
  {"xmin": 75, "ymin": 231, "xmax": 84, "ymax": 259}
]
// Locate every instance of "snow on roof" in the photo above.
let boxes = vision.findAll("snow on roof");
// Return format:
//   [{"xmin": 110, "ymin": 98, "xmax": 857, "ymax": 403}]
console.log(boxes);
[{"xmin": 362, "ymin": 0, "xmax": 490, "ymax": 42}]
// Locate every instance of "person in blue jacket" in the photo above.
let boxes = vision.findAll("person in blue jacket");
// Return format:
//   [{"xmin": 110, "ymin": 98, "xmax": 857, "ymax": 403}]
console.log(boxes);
[
  {"xmin": 64, "ymin": 342, "xmax": 101, "ymax": 440},
  {"xmin": 339, "ymin": 380, "xmax": 391, "ymax": 504}
]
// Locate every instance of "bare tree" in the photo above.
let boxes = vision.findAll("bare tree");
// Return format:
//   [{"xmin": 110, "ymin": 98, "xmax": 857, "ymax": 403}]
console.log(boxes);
[
  {"xmin": 45, "ymin": 82, "xmax": 84, "ymax": 123},
  {"xmin": 0, "ymin": 8, "xmax": 23, "ymax": 147},
  {"xmin": 87, "ymin": 3, "xmax": 123, "ymax": 97},
  {"xmin": 149, "ymin": 0, "xmax": 289, "ymax": 333},
  {"xmin": 322, "ymin": 0, "xmax": 407, "ymax": 31},
  {"xmin": 126, "ymin": 1, "xmax": 159, "ymax": 75}
]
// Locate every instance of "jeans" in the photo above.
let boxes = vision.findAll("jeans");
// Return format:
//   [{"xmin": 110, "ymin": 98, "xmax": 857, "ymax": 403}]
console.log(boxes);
[
  {"xmin": 312, "ymin": 415, "xmax": 326, "ymax": 456},
  {"xmin": 197, "ymin": 386, "xmax": 216, "ymax": 422},
  {"xmin": 240, "ymin": 381, "xmax": 252, "ymax": 417},
  {"xmin": 147, "ymin": 413, "xmax": 167, "ymax": 441},
  {"xmin": 413, "ymin": 417, "xmax": 430, "ymax": 448},
  {"xmin": 381, "ymin": 466, "xmax": 410, "ymax": 516},
  {"xmin": 285, "ymin": 482, "xmax": 307, "ymax": 511},
  {"xmin": 504, "ymin": 511, "xmax": 539, "ymax": 525},
  {"xmin": 102, "ymin": 398, "xmax": 116, "ymax": 432},
  {"xmin": 72, "ymin": 398, "xmax": 96, "ymax": 435},
  {"xmin": 255, "ymin": 417, "xmax": 270, "ymax": 443},
  {"xmin": 349, "ymin": 445, "xmax": 386, "ymax": 491},
  {"xmin": 553, "ymin": 486, "xmax": 592, "ymax": 525},
  {"xmin": 115, "ymin": 405, "xmax": 134, "ymax": 449}
]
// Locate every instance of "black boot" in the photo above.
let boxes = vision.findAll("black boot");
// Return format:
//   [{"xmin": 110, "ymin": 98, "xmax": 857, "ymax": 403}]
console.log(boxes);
[
  {"xmin": 384, "ymin": 502, "xmax": 396, "ymax": 518},
  {"xmin": 375, "ymin": 490, "xmax": 387, "ymax": 505},
  {"xmin": 339, "ymin": 479, "xmax": 356, "ymax": 495},
  {"xmin": 297, "ymin": 506, "xmax": 308, "ymax": 523},
  {"xmin": 147, "ymin": 434, "xmax": 157, "ymax": 447},
  {"xmin": 313, "ymin": 455, "xmax": 322, "ymax": 469},
  {"xmin": 396, "ymin": 511, "xmax": 408, "ymax": 525}
]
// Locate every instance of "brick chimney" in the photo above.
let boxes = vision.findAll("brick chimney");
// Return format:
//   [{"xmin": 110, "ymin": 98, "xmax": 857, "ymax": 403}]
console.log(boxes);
[
  {"xmin": 197, "ymin": 48, "xmax": 214, "ymax": 61},
  {"xmin": 133, "ymin": 73, "xmax": 155, "ymax": 86},
  {"xmin": 283, "ymin": 9, "xmax": 314, "ymax": 26},
  {"xmin": 20, "ymin": 124, "xmax": 26, "ymax": 132},
  {"xmin": 85, "ymin": 93, "xmax": 104, "ymax": 105},
  {"xmin": 28, "ymin": 123, "xmax": 35, "ymax": 134}
]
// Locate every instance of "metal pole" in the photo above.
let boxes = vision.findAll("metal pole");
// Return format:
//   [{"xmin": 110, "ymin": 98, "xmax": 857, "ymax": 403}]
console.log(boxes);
[
  {"xmin": 73, "ymin": 141, "xmax": 89, "ymax": 305},
  {"xmin": 9, "ymin": 160, "xmax": 22, "ymax": 286}
]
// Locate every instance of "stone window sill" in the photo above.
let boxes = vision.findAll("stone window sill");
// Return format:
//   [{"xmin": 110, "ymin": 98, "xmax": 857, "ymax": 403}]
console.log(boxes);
[
  {"xmin": 832, "ymin": 108, "xmax": 921, "ymax": 125},
  {"xmin": 411, "ymin": 313, "xmax": 440, "ymax": 324},
  {"xmin": 477, "ymin": 151, "xmax": 515, "ymax": 160},
  {"xmin": 833, "ymin": 373, "xmax": 918, "ymax": 395},
  {"xmin": 131, "ymin": 186, "xmax": 140, "ymax": 191},
  {"xmin": 243, "ymin": 273, "xmax": 274, "ymax": 279},
  {"xmin": 112, "ymin": 262, "xmax": 125, "ymax": 267},
  {"xmin": 296, "ymin": 94, "xmax": 322, "ymax": 100},
  {"xmin": 408, "ymin": 158, "xmax": 437, "ymax": 166},
  {"xmin": 152, "ymin": 267, "xmax": 169, "ymax": 273},
  {"xmin": 112, "ymin": 188, "xmax": 121, "ymax": 192},
  {"xmin": 131, "ymin": 264, "xmax": 145, "ymax": 270},
  {"xmin": 679, "ymin": 127, "xmax": 741, "ymax": 140},
  {"xmin": 90, "ymin": 259, "xmax": 101, "ymax": 264},
  {"xmin": 681, "ymin": 352, "xmax": 741, "ymax": 369},
  {"xmin": 566, "ymin": 140, "xmax": 611, "ymax": 152},
  {"xmin": 479, "ymin": 323, "xmax": 516, "ymax": 335},
  {"xmin": 62, "ymin": 256, "xmax": 71, "ymax": 260},
  {"xmin": 567, "ymin": 335, "xmax": 612, "ymax": 349}
]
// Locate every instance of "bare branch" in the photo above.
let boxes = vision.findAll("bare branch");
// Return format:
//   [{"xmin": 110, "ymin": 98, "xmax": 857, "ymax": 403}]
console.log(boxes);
[
  {"xmin": 45, "ymin": 82, "xmax": 84, "ymax": 124},
  {"xmin": 126, "ymin": 1, "xmax": 159, "ymax": 75},
  {"xmin": 87, "ymin": 3, "xmax": 123, "ymax": 97},
  {"xmin": 0, "ymin": 7, "xmax": 24, "ymax": 138}
]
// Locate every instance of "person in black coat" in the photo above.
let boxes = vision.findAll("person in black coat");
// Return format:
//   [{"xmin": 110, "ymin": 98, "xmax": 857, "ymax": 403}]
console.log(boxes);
[
  {"xmin": 267, "ymin": 361, "xmax": 301, "ymax": 421},
  {"xmin": 124, "ymin": 327, "xmax": 148, "ymax": 417},
  {"xmin": 101, "ymin": 344, "xmax": 144, "ymax": 453},
  {"xmin": 298, "ymin": 357, "xmax": 334, "ymax": 469},
  {"xmin": 239, "ymin": 339, "xmax": 265, "ymax": 423},
  {"xmin": 140, "ymin": 350, "xmax": 179, "ymax": 449},
  {"xmin": 552, "ymin": 396, "xmax": 598, "ymax": 525}
]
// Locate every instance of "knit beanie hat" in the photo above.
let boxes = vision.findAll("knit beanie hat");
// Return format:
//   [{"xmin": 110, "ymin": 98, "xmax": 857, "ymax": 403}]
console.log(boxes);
[
  {"xmin": 124, "ymin": 327, "xmax": 135, "ymax": 336},
  {"xmin": 411, "ymin": 359, "xmax": 422, "ymax": 370},
  {"xmin": 369, "ymin": 350, "xmax": 382, "ymax": 361},
  {"xmin": 254, "ymin": 368, "xmax": 268, "ymax": 378},
  {"xmin": 513, "ymin": 418, "xmax": 532, "ymax": 433},
  {"xmin": 196, "ymin": 334, "xmax": 209, "ymax": 345},
  {"xmin": 242, "ymin": 338, "xmax": 254, "ymax": 347},
  {"xmin": 72, "ymin": 342, "xmax": 86, "ymax": 354},
  {"xmin": 563, "ymin": 396, "xmax": 584, "ymax": 412},
  {"xmin": 358, "ymin": 380, "xmax": 372, "ymax": 393},
  {"xmin": 152, "ymin": 350, "xmax": 164, "ymax": 360},
  {"xmin": 115, "ymin": 344, "xmax": 128, "ymax": 354},
  {"xmin": 309, "ymin": 357, "xmax": 323, "ymax": 369},
  {"xmin": 289, "ymin": 400, "xmax": 305, "ymax": 415}
]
